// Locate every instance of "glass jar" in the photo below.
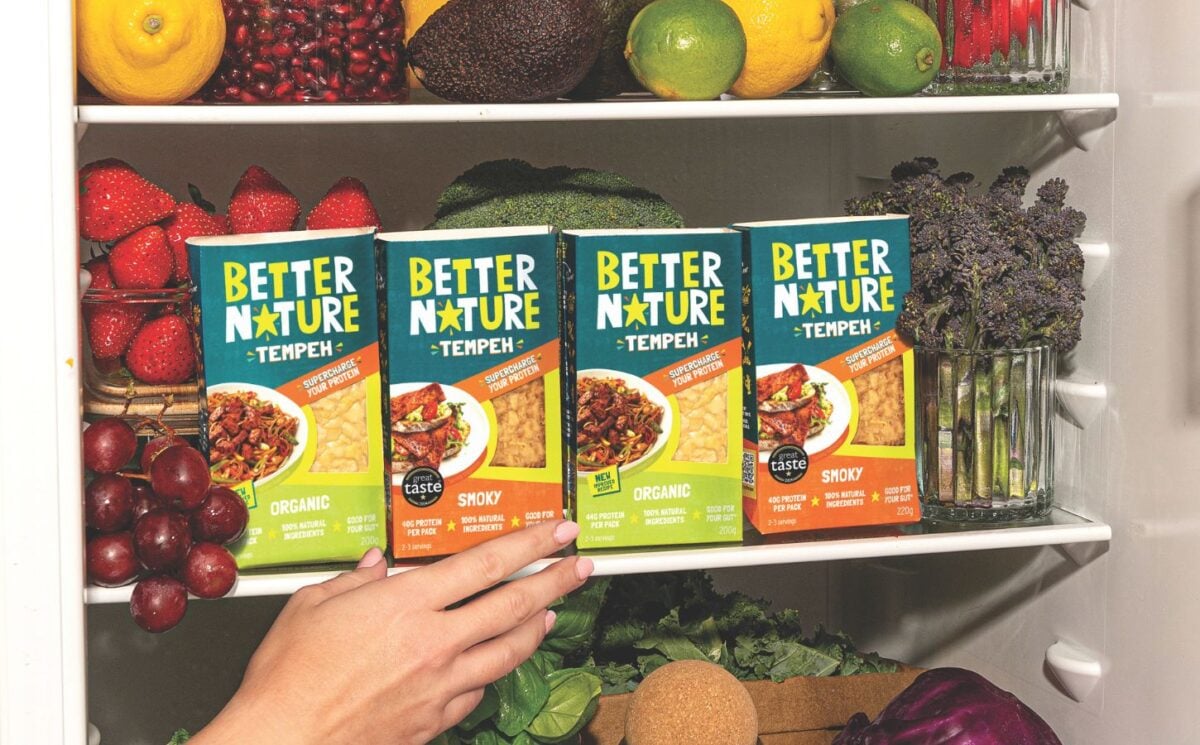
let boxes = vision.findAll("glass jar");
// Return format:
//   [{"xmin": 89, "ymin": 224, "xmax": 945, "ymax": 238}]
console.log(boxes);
[
  {"xmin": 202, "ymin": 0, "xmax": 408, "ymax": 103},
  {"xmin": 915, "ymin": 345, "xmax": 1055, "ymax": 523},
  {"xmin": 910, "ymin": 0, "xmax": 1069, "ymax": 94}
]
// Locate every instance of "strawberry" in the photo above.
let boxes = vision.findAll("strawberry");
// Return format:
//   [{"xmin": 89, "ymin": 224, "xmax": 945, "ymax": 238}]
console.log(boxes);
[
  {"xmin": 84, "ymin": 257, "xmax": 116, "ymax": 290},
  {"xmin": 78, "ymin": 159, "xmax": 175, "ymax": 242},
  {"xmin": 228, "ymin": 166, "xmax": 301, "ymax": 234},
  {"xmin": 85, "ymin": 304, "xmax": 147, "ymax": 360},
  {"xmin": 109, "ymin": 226, "xmax": 174, "ymax": 289},
  {"xmin": 162, "ymin": 202, "xmax": 230, "ymax": 283},
  {"xmin": 124, "ymin": 314, "xmax": 196, "ymax": 385},
  {"xmin": 305, "ymin": 177, "xmax": 383, "ymax": 231}
]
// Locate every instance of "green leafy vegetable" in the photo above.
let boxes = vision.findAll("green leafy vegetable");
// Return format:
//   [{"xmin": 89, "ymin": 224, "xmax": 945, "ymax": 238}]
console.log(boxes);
[
  {"xmin": 543, "ymin": 578, "xmax": 610, "ymax": 657},
  {"xmin": 459, "ymin": 685, "xmax": 500, "ymax": 732},
  {"xmin": 525, "ymin": 669, "xmax": 602, "ymax": 744},
  {"xmin": 167, "ymin": 730, "xmax": 190, "ymax": 745},
  {"xmin": 595, "ymin": 662, "xmax": 640, "ymax": 695},
  {"xmin": 494, "ymin": 659, "xmax": 550, "ymax": 737}
]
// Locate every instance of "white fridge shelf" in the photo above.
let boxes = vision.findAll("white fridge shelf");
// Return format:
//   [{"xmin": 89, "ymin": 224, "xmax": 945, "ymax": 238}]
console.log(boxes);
[
  {"xmin": 85, "ymin": 507, "xmax": 1109, "ymax": 605},
  {"xmin": 76, "ymin": 93, "xmax": 1120, "ymax": 126}
]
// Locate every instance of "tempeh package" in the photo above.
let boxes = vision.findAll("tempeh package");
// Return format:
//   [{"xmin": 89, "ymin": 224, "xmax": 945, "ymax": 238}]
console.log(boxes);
[
  {"xmin": 735, "ymin": 216, "xmax": 920, "ymax": 533},
  {"xmin": 379, "ymin": 227, "xmax": 562, "ymax": 559},
  {"xmin": 561, "ymin": 229, "xmax": 743, "ymax": 549},
  {"xmin": 188, "ymin": 228, "xmax": 387, "ymax": 568}
]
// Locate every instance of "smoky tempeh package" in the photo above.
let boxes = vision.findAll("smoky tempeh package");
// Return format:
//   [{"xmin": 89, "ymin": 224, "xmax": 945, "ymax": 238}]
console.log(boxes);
[
  {"xmin": 188, "ymin": 228, "xmax": 388, "ymax": 568},
  {"xmin": 379, "ymin": 226, "xmax": 562, "ymax": 559},
  {"xmin": 736, "ymin": 216, "xmax": 920, "ymax": 533},
  {"xmin": 561, "ymin": 229, "xmax": 743, "ymax": 550}
]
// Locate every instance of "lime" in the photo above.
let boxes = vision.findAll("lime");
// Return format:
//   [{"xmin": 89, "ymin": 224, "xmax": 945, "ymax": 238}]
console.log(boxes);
[
  {"xmin": 625, "ymin": 0, "xmax": 747, "ymax": 101},
  {"xmin": 830, "ymin": 0, "xmax": 943, "ymax": 97}
]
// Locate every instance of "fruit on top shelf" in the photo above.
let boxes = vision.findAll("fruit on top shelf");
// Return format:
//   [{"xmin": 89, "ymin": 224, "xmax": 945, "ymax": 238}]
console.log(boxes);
[
  {"xmin": 228, "ymin": 165, "xmax": 302, "ymax": 234},
  {"xmin": 162, "ymin": 201, "xmax": 230, "ymax": 283},
  {"xmin": 428, "ymin": 159, "xmax": 684, "ymax": 230},
  {"xmin": 129, "ymin": 575, "xmax": 189, "ymax": 633},
  {"xmin": 305, "ymin": 177, "xmax": 383, "ymax": 230},
  {"xmin": 407, "ymin": 0, "xmax": 603, "ymax": 103},
  {"xmin": 85, "ymin": 474, "xmax": 135, "ymax": 532},
  {"xmin": 830, "ymin": 0, "xmax": 943, "ymax": 97},
  {"xmin": 85, "ymin": 301, "xmax": 147, "ymax": 361},
  {"xmin": 203, "ymin": 0, "xmax": 408, "ymax": 103},
  {"xmin": 403, "ymin": 0, "xmax": 450, "ymax": 90},
  {"xmin": 724, "ymin": 0, "xmax": 836, "ymax": 99},
  {"xmin": 77, "ymin": 0, "xmax": 226, "ymax": 105},
  {"xmin": 625, "ymin": 0, "xmax": 747, "ymax": 101},
  {"xmin": 78, "ymin": 159, "xmax": 176, "ymax": 242},
  {"xmin": 624, "ymin": 661, "xmax": 758, "ymax": 745},
  {"xmin": 566, "ymin": 0, "xmax": 654, "ymax": 100},
  {"xmin": 83, "ymin": 418, "xmax": 139, "ymax": 474}
]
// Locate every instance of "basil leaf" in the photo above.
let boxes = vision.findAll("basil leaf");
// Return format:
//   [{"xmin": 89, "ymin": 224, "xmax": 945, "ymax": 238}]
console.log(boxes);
[
  {"xmin": 458, "ymin": 684, "xmax": 500, "ymax": 731},
  {"xmin": 494, "ymin": 659, "xmax": 550, "ymax": 737},
  {"xmin": 764, "ymin": 640, "xmax": 839, "ymax": 681},
  {"xmin": 543, "ymin": 579, "xmax": 610, "ymax": 656},
  {"xmin": 525, "ymin": 669, "xmax": 602, "ymax": 744}
]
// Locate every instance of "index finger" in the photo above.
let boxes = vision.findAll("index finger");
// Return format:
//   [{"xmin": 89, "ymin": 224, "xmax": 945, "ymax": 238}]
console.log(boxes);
[{"xmin": 404, "ymin": 520, "xmax": 580, "ymax": 609}]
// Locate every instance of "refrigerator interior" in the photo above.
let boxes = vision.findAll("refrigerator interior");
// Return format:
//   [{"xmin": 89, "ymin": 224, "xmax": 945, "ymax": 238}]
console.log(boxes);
[{"xmin": 4, "ymin": 0, "xmax": 1196, "ymax": 741}]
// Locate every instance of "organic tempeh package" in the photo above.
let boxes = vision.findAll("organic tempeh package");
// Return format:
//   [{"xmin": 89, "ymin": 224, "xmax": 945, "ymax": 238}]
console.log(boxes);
[
  {"xmin": 736, "ymin": 216, "xmax": 920, "ymax": 533},
  {"xmin": 188, "ymin": 228, "xmax": 387, "ymax": 568},
  {"xmin": 561, "ymin": 229, "xmax": 743, "ymax": 550},
  {"xmin": 379, "ymin": 227, "xmax": 562, "ymax": 559}
]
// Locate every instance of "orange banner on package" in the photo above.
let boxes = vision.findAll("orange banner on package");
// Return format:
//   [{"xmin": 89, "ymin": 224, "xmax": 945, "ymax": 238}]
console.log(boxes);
[
  {"xmin": 644, "ymin": 337, "xmax": 741, "ymax": 396},
  {"xmin": 455, "ymin": 339, "xmax": 559, "ymax": 404},
  {"xmin": 819, "ymin": 331, "xmax": 911, "ymax": 382},
  {"xmin": 279, "ymin": 346, "xmax": 380, "ymax": 405}
]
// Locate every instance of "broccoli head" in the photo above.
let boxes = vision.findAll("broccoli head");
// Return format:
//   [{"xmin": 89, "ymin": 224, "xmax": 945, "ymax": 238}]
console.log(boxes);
[{"xmin": 427, "ymin": 159, "xmax": 685, "ymax": 231}]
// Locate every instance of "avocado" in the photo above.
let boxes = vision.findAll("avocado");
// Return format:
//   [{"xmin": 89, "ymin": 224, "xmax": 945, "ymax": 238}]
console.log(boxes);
[
  {"xmin": 567, "ymin": 0, "xmax": 654, "ymax": 100},
  {"xmin": 408, "ymin": 0, "xmax": 603, "ymax": 103}
]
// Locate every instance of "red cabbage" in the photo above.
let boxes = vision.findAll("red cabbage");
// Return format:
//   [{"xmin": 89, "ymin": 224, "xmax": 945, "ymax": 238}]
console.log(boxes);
[{"xmin": 833, "ymin": 668, "xmax": 1062, "ymax": 745}]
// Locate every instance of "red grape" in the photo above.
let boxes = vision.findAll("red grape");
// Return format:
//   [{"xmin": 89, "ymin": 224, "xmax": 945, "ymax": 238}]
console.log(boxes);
[
  {"xmin": 182, "ymin": 542, "xmax": 238, "ymax": 599},
  {"xmin": 86, "ymin": 532, "xmax": 139, "ymax": 587},
  {"xmin": 84, "ymin": 474, "xmax": 134, "ymax": 532},
  {"xmin": 130, "ymin": 575, "xmax": 188, "ymax": 633},
  {"xmin": 130, "ymin": 481, "xmax": 162, "ymax": 523},
  {"xmin": 192, "ymin": 486, "xmax": 250, "ymax": 545},
  {"xmin": 140, "ymin": 434, "xmax": 188, "ymax": 474},
  {"xmin": 132, "ymin": 509, "xmax": 192, "ymax": 572},
  {"xmin": 82, "ymin": 418, "xmax": 137, "ymax": 474},
  {"xmin": 149, "ymin": 445, "xmax": 211, "ymax": 509}
]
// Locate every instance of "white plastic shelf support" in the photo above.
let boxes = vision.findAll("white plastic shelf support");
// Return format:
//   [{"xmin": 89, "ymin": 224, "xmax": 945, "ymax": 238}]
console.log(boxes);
[
  {"xmin": 1057, "ymin": 377, "xmax": 1109, "ymax": 429},
  {"xmin": 85, "ymin": 507, "xmax": 1110, "ymax": 604},
  {"xmin": 76, "ymin": 93, "xmax": 1120, "ymax": 126},
  {"xmin": 1046, "ymin": 640, "xmax": 1104, "ymax": 701},
  {"xmin": 1079, "ymin": 240, "xmax": 1112, "ymax": 290}
]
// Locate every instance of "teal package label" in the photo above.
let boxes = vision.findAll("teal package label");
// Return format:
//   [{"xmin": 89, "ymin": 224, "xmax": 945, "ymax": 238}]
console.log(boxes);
[
  {"xmin": 188, "ymin": 228, "xmax": 388, "ymax": 568},
  {"xmin": 561, "ymin": 229, "xmax": 744, "ymax": 549}
]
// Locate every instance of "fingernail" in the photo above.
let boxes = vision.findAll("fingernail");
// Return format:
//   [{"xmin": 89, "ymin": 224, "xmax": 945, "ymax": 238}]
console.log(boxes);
[
  {"xmin": 553, "ymin": 520, "xmax": 581, "ymax": 545},
  {"xmin": 544, "ymin": 610, "xmax": 557, "ymax": 634},
  {"xmin": 357, "ymin": 547, "xmax": 384, "ymax": 568},
  {"xmin": 574, "ymin": 556, "xmax": 594, "ymax": 582}
]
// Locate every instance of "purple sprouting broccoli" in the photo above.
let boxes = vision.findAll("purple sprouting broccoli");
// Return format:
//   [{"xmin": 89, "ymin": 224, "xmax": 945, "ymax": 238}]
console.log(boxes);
[{"xmin": 845, "ymin": 158, "xmax": 1086, "ymax": 352}]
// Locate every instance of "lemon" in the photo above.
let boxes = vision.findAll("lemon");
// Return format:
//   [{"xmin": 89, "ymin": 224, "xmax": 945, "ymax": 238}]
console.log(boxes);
[
  {"xmin": 625, "ymin": 0, "xmax": 747, "ymax": 101},
  {"xmin": 77, "ymin": 0, "xmax": 225, "ymax": 105},
  {"xmin": 830, "ymin": 0, "xmax": 943, "ymax": 97},
  {"xmin": 404, "ymin": 0, "xmax": 451, "ymax": 89},
  {"xmin": 724, "ymin": 0, "xmax": 836, "ymax": 99}
]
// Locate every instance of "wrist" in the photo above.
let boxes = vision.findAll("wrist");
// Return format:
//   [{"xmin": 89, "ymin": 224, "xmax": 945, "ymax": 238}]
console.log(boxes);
[{"xmin": 188, "ymin": 687, "xmax": 313, "ymax": 745}]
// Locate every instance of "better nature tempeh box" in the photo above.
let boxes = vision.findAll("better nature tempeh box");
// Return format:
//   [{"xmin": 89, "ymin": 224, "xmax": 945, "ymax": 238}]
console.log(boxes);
[
  {"xmin": 379, "ymin": 227, "xmax": 562, "ymax": 559},
  {"xmin": 188, "ymin": 228, "xmax": 388, "ymax": 568},
  {"xmin": 736, "ymin": 216, "xmax": 920, "ymax": 533},
  {"xmin": 561, "ymin": 229, "xmax": 743, "ymax": 549}
]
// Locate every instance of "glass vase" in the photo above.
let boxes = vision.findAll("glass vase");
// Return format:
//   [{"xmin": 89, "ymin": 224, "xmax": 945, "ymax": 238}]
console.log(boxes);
[
  {"xmin": 910, "ymin": 0, "xmax": 1070, "ymax": 94},
  {"xmin": 915, "ymin": 345, "xmax": 1055, "ymax": 522}
]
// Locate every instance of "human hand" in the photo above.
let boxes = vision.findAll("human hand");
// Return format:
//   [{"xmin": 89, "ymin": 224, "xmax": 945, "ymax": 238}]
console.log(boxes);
[{"xmin": 190, "ymin": 520, "xmax": 592, "ymax": 745}]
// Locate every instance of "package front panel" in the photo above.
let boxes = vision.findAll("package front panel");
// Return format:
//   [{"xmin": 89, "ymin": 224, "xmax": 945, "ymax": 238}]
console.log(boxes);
[
  {"xmin": 739, "ymin": 217, "xmax": 920, "ymax": 533},
  {"xmin": 562, "ymin": 230, "xmax": 743, "ymax": 549},
  {"xmin": 381, "ymin": 228, "xmax": 562, "ymax": 559},
  {"xmin": 189, "ymin": 229, "xmax": 387, "ymax": 568}
]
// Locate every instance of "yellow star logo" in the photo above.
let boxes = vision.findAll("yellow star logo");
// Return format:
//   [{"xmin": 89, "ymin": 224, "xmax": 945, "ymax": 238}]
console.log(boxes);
[
  {"xmin": 630, "ymin": 513, "xmax": 640, "ymax": 524},
  {"xmin": 436, "ymin": 299, "xmax": 464, "ymax": 333},
  {"xmin": 810, "ymin": 496, "xmax": 821, "ymax": 507},
  {"xmin": 799, "ymin": 284, "xmax": 825, "ymax": 316},
  {"xmin": 871, "ymin": 491, "xmax": 881, "ymax": 503},
  {"xmin": 333, "ymin": 521, "xmax": 344, "ymax": 533},
  {"xmin": 446, "ymin": 520, "xmax": 456, "ymax": 532},
  {"xmin": 267, "ymin": 528, "xmax": 279, "ymax": 541},
  {"xmin": 692, "ymin": 510, "xmax": 703, "ymax": 521},
  {"xmin": 623, "ymin": 294, "xmax": 651, "ymax": 327},
  {"xmin": 253, "ymin": 304, "xmax": 281, "ymax": 339},
  {"xmin": 511, "ymin": 516, "xmax": 522, "ymax": 528}
]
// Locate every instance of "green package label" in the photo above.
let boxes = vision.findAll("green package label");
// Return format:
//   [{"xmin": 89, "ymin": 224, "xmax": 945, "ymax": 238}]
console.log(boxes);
[
  {"xmin": 189, "ymin": 228, "xmax": 387, "ymax": 568},
  {"xmin": 561, "ymin": 229, "xmax": 744, "ymax": 549}
]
